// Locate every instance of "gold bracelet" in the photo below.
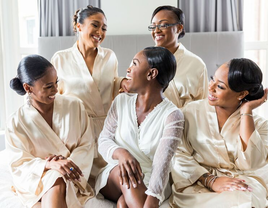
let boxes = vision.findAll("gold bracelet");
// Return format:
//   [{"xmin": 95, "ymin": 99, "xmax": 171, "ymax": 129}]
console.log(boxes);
[{"xmin": 240, "ymin": 113, "xmax": 253, "ymax": 117}]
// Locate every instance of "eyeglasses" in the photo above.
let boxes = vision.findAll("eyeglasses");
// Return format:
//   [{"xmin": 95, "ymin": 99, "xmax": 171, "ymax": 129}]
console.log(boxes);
[{"xmin": 148, "ymin": 23, "xmax": 180, "ymax": 31}]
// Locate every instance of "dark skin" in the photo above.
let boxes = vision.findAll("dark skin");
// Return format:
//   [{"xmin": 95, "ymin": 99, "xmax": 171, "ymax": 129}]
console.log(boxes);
[
  {"xmin": 198, "ymin": 64, "xmax": 268, "ymax": 194},
  {"xmin": 23, "ymin": 67, "xmax": 84, "ymax": 207},
  {"xmin": 100, "ymin": 51, "xmax": 163, "ymax": 208}
]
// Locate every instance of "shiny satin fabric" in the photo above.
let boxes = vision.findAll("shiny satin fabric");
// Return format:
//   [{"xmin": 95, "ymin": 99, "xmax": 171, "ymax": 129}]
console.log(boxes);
[
  {"xmin": 164, "ymin": 43, "xmax": 208, "ymax": 109},
  {"xmin": 51, "ymin": 43, "xmax": 123, "ymax": 179},
  {"xmin": 171, "ymin": 99, "xmax": 268, "ymax": 208},
  {"xmin": 5, "ymin": 95, "xmax": 95, "ymax": 208}
]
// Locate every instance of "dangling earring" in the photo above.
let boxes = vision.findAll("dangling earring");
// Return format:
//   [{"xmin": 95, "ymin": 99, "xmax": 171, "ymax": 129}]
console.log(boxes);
[{"xmin": 27, "ymin": 92, "xmax": 32, "ymax": 107}]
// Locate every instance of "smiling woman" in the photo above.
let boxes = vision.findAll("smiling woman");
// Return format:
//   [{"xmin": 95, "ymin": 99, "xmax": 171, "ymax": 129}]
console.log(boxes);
[
  {"xmin": 171, "ymin": 58, "xmax": 268, "ymax": 208},
  {"xmin": 6, "ymin": 54, "xmax": 95, "ymax": 208},
  {"xmin": 149, "ymin": 5, "xmax": 208, "ymax": 108},
  {"xmin": 95, "ymin": 47, "xmax": 184, "ymax": 208},
  {"xmin": 51, "ymin": 5, "xmax": 127, "ymax": 183}
]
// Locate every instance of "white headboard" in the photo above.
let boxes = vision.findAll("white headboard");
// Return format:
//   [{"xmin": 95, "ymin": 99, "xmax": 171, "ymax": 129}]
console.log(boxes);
[{"xmin": 38, "ymin": 31, "xmax": 244, "ymax": 77}]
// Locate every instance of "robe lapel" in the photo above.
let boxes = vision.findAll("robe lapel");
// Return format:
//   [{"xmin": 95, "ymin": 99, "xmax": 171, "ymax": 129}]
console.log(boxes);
[
  {"xmin": 73, "ymin": 45, "xmax": 105, "ymax": 116},
  {"xmin": 26, "ymin": 96, "xmax": 70, "ymax": 156},
  {"xmin": 205, "ymin": 101, "xmax": 232, "ymax": 165}
]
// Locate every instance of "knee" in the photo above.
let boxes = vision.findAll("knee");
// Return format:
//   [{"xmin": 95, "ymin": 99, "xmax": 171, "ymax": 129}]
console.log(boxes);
[
  {"xmin": 117, "ymin": 195, "xmax": 127, "ymax": 208},
  {"xmin": 53, "ymin": 178, "xmax": 66, "ymax": 196}
]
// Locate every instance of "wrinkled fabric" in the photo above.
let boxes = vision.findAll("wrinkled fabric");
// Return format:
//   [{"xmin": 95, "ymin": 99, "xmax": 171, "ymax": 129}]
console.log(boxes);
[
  {"xmin": 96, "ymin": 93, "xmax": 184, "ymax": 204},
  {"xmin": 164, "ymin": 43, "xmax": 208, "ymax": 108},
  {"xmin": 5, "ymin": 95, "xmax": 95, "ymax": 208},
  {"xmin": 51, "ymin": 43, "xmax": 122, "ymax": 177},
  {"xmin": 171, "ymin": 99, "xmax": 268, "ymax": 208}
]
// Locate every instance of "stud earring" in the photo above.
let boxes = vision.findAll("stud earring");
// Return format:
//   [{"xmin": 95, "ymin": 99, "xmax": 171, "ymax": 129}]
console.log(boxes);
[{"xmin": 27, "ymin": 92, "xmax": 32, "ymax": 107}]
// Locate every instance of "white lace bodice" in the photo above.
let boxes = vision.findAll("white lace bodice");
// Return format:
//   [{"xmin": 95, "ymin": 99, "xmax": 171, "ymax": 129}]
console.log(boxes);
[{"xmin": 98, "ymin": 93, "xmax": 184, "ymax": 202}]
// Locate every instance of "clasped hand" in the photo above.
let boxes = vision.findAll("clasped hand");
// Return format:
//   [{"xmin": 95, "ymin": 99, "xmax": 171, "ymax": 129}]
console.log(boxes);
[{"xmin": 45, "ymin": 155, "xmax": 83, "ymax": 182}]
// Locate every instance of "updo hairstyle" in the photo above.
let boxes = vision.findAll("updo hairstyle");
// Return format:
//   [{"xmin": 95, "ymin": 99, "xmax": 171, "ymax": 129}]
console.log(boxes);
[
  {"xmin": 73, "ymin": 5, "xmax": 105, "ymax": 32},
  {"xmin": 228, "ymin": 58, "xmax": 264, "ymax": 101},
  {"xmin": 143, "ymin": 46, "xmax": 177, "ymax": 92},
  {"xmin": 10, "ymin": 55, "xmax": 53, "ymax": 95}
]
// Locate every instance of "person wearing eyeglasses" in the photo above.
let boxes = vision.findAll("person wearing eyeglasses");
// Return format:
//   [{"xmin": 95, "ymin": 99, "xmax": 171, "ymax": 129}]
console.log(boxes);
[
  {"xmin": 170, "ymin": 58, "xmax": 268, "ymax": 208},
  {"xmin": 149, "ymin": 5, "xmax": 208, "ymax": 108}
]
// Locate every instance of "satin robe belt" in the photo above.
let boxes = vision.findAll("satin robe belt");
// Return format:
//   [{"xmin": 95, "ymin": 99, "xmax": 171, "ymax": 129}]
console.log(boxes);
[{"xmin": 88, "ymin": 115, "xmax": 106, "ymax": 120}]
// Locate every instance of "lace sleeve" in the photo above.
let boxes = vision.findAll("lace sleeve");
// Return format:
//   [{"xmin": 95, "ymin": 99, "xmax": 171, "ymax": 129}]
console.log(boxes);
[
  {"xmin": 145, "ymin": 109, "xmax": 184, "ymax": 203},
  {"xmin": 98, "ymin": 99, "xmax": 121, "ymax": 163}
]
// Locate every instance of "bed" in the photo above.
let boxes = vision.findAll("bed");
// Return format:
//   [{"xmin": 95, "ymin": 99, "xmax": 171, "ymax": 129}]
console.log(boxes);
[{"xmin": 0, "ymin": 31, "xmax": 246, "ymax": 207}]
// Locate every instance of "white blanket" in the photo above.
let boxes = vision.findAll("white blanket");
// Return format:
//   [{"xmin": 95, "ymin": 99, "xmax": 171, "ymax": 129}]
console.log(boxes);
[{"xmin": 0, "ymin": 150, "xmax": 170, "ymax": 207}]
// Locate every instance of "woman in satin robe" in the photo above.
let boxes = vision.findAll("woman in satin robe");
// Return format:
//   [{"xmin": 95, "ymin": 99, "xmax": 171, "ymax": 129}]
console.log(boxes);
[
  {"xmin": 149, "ymin": 5, "xmax": 208, "ymax": 108},
  {"xmin": 95, "ymin": 47, "xmax": 184, "ymax": 208},
  {"xmin": 171, "ymin": 58, "xmax": 268, "ymax": 208},
  {"xmin": 6, "ymin": 55, "xmax": 94, "ymax": 208},
  {"xmin": 51, "ymin": 5, "xmax": 127, "ymax": 180}
]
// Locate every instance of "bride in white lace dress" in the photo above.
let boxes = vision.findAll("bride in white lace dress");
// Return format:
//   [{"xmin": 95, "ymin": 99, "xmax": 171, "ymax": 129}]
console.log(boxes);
[{"xmin": 95, "ymin": 47, "xmax": 184, "ymax": 208}]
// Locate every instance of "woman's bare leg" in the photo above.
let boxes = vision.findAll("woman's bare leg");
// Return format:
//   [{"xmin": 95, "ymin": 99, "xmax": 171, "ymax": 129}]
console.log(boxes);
[
  {"xmin": 117, "ymin": 195, "xmax": 128, "ymax": 208},
  {"xmin": 100, "ymin": 166, "xmax": 122, "ymax": 202},
  {"xmin": 100, "ymin": 166, "xmax": 147, "ymax": 208},
  {"xmin": 120, "ymin": 180, "xmax": 147, "ymax": 208},
  {"xmin": 41, "ymin": 178, "xmax": 67, "ymax": 208}
]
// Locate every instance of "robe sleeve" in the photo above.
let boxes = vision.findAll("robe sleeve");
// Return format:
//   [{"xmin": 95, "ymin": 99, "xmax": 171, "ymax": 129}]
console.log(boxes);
[
  {"xmin": 67, "ymin": 101, "xmax": 94, "ymax": 182},
  {"xmin": 51, "ymin": 53, "xmax": 65, "ymax": 94},
  {"xmin": 5, "ymin": 120, "xmax": 47, "ymax": 195},
  {"xmin": 236, "ymin": 120, "xmax": 268, "ymax": 170},
  {"xmin": 196, "ymin": 65, "xmax": 208, "ymax": 101},
  {"xmin": 145, "ymin": 109, "xmax": 184, "ymax": 203},
  {"xmin": 98, "ymin": 98, "xmax": 121, "ymax": 163},
  {"xmin": 111, "ymin": 56, "xmax": 123, "ymax": 98},
  {"xmin": 184, "ymin": 64, "xmax": 208, "ymax": 107},
  {"xmin": 171, "ymin": 109, "xmax": 208, "ymax": 191}
]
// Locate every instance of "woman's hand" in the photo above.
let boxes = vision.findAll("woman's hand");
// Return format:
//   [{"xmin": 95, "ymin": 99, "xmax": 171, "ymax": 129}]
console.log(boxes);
[
  {"xmin": 113, "ymin": 148, "xmax": 143, "ymax": 189},
  {"xmin": 144, "ymin": 196, "xmax": 159, "ymax": 208},
  {"xmin": 119, "ymin": 78, "xmax": 129, "ymax": 93},
  {"xmin": 45, "ymin": 154, "xmax": 66, "ymax": 161},
  {"xmin": 240, "ymin": 88, "xmax": 268, "ymax": 113},
  {"xmin": 45, "ymin": 156, "xmax": 83, "ymax": 181},
  {"xmin": 211, "ymin": 176, "xmax": 252, "ymax": 193}
]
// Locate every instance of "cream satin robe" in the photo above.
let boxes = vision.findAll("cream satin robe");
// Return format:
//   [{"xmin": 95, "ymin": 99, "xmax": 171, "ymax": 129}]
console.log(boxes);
[
  {"xmin": 164, "ymin": 43, "xmax": 208, "ymax": 108},
  {"xmin": 51, "ymin": 43, "xmax": 123, "ymax": 178},
  {"xmin": 5, "ymin": 95, "xmax": 95, "ymax": 208},
  {"xmin": 171, "ymin": 99, "xmax": 268, "ymax": 208},
  {"xmin": 95, "ymin": 93, "xmax": 184, "ymax": 204}
]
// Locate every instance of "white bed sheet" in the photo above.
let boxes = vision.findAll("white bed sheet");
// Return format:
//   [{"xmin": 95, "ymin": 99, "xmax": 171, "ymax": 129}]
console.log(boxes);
[{"xmin": 0, "ymin": 150, "xmax": 169, "ymax": 208}]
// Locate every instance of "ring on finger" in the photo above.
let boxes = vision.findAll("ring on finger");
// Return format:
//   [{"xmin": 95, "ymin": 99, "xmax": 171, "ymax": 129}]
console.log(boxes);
[{"xmin": 70, "ymin": 167, "xmax": 74, "ymax": 171}]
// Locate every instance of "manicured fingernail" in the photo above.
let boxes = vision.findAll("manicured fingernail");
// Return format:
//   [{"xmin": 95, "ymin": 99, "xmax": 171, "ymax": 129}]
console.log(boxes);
[{"xmin": 133, "ymin": 184, "xmax": 137, "ymax": 188}]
